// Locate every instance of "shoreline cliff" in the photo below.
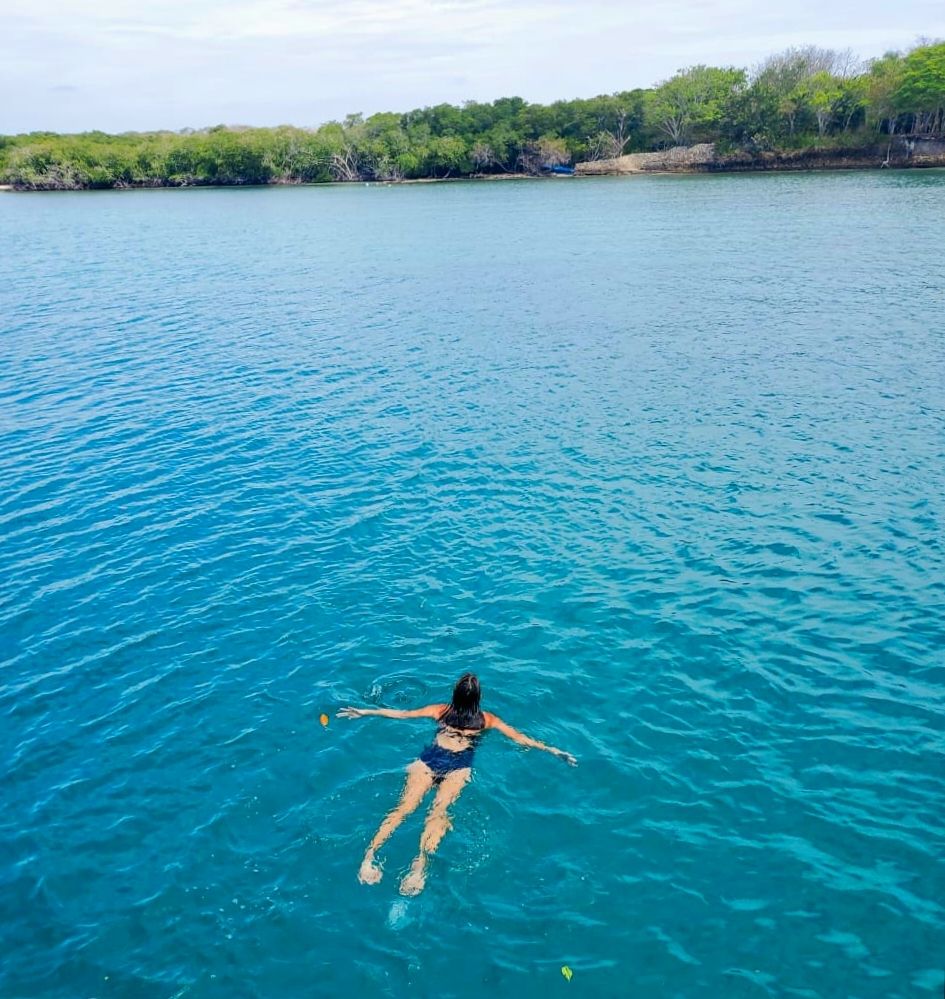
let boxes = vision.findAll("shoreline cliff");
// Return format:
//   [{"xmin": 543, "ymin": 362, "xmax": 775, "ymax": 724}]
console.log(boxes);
[{"xmin": 575, "ymin": 137, "xmax": 945, "ymax": 176}]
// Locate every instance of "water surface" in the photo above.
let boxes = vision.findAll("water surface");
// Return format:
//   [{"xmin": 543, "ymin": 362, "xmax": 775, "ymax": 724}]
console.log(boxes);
[{"xmin": 1, "ymin": 172, "xmax": 944, "ymax": 998}]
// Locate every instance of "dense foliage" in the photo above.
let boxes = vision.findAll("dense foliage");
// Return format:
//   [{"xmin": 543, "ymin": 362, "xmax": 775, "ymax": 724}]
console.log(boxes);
[{"xmin": 2, "ymin": 42, "xmax": 943, "ymax": 189}]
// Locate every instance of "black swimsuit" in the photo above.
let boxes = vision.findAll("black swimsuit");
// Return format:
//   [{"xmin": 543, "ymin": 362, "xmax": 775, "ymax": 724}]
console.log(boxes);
[{"xmin": 419, "ymin": 723, "xmax": 480, "ymax": 778}]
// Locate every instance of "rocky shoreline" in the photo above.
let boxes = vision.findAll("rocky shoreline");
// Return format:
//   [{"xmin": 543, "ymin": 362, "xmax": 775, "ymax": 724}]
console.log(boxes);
[
  {"xmin": 4, "ymin": 139, "xmax": 944, "ymax": 191},
  {"xmin": 575, "ymin": 137, "xmax": 945, "ymax": 175}
]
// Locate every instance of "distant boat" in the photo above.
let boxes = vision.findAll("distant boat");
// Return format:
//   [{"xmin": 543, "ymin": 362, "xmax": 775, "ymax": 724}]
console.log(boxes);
[{"xmin": 541, "ymin": 164, "xmax": 575, "ymax": 176}]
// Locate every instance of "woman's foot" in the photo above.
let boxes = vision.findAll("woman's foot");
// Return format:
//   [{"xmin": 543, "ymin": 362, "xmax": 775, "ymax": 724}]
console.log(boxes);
[
  {"xmin": 358, "ymin": 852, "xmax": 383, "ymax": 885},
  {"xmin": 399, "ymin": 857, "xmax": 427, "ymax": 896}
]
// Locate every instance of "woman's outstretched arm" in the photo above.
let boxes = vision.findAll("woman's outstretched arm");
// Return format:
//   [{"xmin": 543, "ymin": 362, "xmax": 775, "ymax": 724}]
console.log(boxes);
[
  {"xmin": 337, "ymin": 703, "xmax": 446, "ymax": 720},
  {"xmin": 483, "ymin": 712, "xmax": 577, "ymax": 765}
]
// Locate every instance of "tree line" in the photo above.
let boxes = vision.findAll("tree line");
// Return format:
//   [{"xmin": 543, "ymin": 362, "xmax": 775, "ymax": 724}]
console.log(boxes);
[{"xmin": 2, "ymin": 41, "xmax": 943, "ymax": 189}]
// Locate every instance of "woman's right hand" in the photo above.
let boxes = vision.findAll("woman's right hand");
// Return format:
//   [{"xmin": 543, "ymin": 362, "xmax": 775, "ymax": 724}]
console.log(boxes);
[{"xmin": 336, "ymin": 707, "xmax": 367, "ymax": 719}]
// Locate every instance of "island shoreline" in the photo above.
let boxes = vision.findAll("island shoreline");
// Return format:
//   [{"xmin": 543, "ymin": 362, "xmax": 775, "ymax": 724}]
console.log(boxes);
[
  {"xmin": 3, "ymin": 156, "xmax": 944, "ymax": 192},
  {"xmin": 6, "ymin": 41, "xmax": 944, "ymax": 192}
]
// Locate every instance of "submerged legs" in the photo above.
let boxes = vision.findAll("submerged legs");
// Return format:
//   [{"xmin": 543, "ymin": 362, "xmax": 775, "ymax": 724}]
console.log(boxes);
[
  {"xmin": 359, "ymin": 761, "xmax": 434, "ymax": 884},
  {"xmin": 400, "ymin": 768, "xmax": 470, "ymax": 896}
]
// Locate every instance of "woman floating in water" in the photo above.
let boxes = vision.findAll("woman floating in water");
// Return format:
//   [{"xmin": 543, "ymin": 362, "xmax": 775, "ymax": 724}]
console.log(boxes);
[{"xmin": 337, "ymin": 673, "xmax": 576, "ymax": 895}]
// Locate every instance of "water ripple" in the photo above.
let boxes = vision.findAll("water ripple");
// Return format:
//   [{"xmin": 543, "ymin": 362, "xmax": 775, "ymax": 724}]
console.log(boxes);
[{"xmin": 1, "ymin": 175, "xmax": 944, "ymax": 998}]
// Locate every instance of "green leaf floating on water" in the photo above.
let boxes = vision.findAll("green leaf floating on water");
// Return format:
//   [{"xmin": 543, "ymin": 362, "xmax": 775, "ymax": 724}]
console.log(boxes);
[{"xmin": 561, "ymin": 966, "xmax": 573, "ymax": 982}]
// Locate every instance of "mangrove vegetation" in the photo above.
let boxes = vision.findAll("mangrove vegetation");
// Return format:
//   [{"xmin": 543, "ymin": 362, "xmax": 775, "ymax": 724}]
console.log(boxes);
[{"xmin": 2, "ymin": 41, "xmax": 944, "ymax": 189}]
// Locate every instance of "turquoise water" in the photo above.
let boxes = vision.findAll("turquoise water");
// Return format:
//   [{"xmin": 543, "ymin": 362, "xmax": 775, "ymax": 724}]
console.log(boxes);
[{"xmin": 1, "ymin": 172, "xmax": 944, "ymax": 998}]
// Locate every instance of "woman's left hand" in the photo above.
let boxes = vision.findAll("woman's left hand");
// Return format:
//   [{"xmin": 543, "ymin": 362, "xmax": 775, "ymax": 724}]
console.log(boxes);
[
  {"xmin": 556, "ymin": 750, "xmax": 578, "ymax": 766},
  {"xmin": 337, "ymin": 707, "xmax": 367, "ymax": 719}
]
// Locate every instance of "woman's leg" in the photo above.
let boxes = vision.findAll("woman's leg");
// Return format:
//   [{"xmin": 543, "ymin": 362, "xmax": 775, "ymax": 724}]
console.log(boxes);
[
  {"xmin": 399, "ymin": 767, "xmax": 470, "ymax": 895},
  {"xmin": 359, "ymin": 761, "xmax": 434, "ymax": 884}
]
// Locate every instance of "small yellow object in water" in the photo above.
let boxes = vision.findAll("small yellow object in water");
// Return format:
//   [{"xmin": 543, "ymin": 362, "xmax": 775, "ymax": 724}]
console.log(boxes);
[
  {"xmin": 319, "ymin": 713, "xmax": 329, "ymax": 727},
  {"xmin": 561, "ymin": 966, "xmax": 573, "ymax": 982}
]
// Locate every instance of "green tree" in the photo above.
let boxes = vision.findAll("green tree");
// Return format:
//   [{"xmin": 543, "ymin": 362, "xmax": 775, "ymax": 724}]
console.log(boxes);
[
  {"xmin": 425, "ymin": 135, "xmax": 469, "ymax": 176},
  {"xmin": 806, "ymin": 70, "xmax": 842, "ymax": 136},
  {"xmin": 746, "ymin": 47, "xmax": 857, "ymax": 142},
  {"xmin": 866, "ymin": 52, "xmax": 907, "ymax": 134},
  {"xmin": 834, "ymin": 75, "xmax": 869, "ymax": 131},
  {"xmin": 650, "ymin": 65, "xmax": 746, "ymax": 144},
  {"xmin": 894, "ymin": 42, "xmax": 945, "ymax": 133}
]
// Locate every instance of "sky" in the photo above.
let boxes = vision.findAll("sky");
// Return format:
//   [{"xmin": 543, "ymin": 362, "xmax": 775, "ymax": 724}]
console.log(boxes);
[{"xmin": 3, "ymin": 0, "xmax": 944, "ymax": 134}]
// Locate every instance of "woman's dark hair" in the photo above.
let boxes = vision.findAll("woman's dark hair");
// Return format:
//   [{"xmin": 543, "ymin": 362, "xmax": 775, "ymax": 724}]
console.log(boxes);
[{"xmin": 439, "ymin": 673, "xmax": 484, "ymax": 730}]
